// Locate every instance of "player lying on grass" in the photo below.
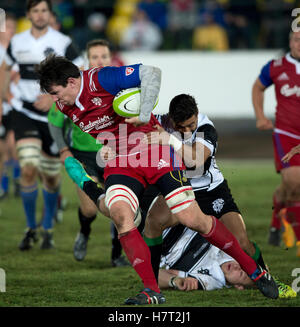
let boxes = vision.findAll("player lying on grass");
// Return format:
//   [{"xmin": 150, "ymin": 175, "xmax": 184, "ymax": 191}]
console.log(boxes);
[
  {"xmin": 158, "ymin": 224, "xmax": 255, "ymax": 291},
  {"xmin": 158, "ymin": 225, "xmax": 296, "ymax": 297}
]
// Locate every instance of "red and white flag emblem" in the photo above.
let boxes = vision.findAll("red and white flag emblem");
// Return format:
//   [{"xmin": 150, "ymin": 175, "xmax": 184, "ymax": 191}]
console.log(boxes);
[{"xmin": 125, "ymin": 67, "xmax": 134, "ymax": 76}]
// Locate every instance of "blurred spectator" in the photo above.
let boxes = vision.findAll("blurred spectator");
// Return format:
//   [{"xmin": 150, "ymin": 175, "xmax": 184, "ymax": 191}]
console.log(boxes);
[
  {"xmin": 120, "ymin": 8, "xmax": 162, "ymax": 51},
  {"xmin": 49, "ymin": 11, "xmax": 61, "ymax": 31},
  {"xmin": 192, "ymin": 12, "xmax": 229, "ymax": 51},
  {"xmin": 71, "ymin": 12, "xmax": 107, "ymax": 51},
  {"xmin": 138, "ymin": 0, "xmax": 167, "ymax": 30},
  {"xmin": 198, "ymin": 0, "xmax": 227, "ymax": 28},
  {"xmin": 52, "ymin": 0, "xmax": 75, "ymax": 32},
  {"xmin": 167, "ymin": 0, "xmax": 197, "ymax": 49},
  {"xmin": 224, "ymin": 0, "xmax": 259, "ymax": 49},
  {"xmin": 258, "ymin": 0, "xmax": 295, "ymax": 50}
]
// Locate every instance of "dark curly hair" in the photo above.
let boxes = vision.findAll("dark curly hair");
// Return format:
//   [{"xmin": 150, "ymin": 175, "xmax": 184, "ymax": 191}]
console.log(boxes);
[
  {"xmin": 169, "ymin": 94, "xmax": 199, "ymax": 124},
  {"xmin": 36, "ymin": 54, "xmax": 80, "ymax": 93}
]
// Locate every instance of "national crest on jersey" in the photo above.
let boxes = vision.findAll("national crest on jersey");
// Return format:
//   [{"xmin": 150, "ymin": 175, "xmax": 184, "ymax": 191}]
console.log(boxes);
[
  {"xmin": 125, "ymin": 67, "xmax": 134, "ymax": 76},
  {"xmin": 270, "ymin": 54, "xmax": 300, "ymax": 135}
]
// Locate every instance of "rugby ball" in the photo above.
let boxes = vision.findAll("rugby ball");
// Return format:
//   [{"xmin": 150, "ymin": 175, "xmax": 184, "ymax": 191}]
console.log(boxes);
[{"xmin": 113, "ymin": 87, "xmax": 158, "ymax": 118}]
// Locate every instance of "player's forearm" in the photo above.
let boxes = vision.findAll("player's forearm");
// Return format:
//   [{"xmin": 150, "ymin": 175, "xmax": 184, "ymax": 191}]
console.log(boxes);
[
  {"xmin": 158, "ymin": 269, "xmax": 178, "ymax": 289},
  {"xmin": 168, "ymin": 134, "xmax": 210, "ymax": 169},
  {"xmin": 252, "ymin": 80, "xmax": 266, "ymax": 119},
  {"xmin": 181, "ymin": 143, "xmax": 211, "ymax": 169},
  {"xmin": 139, "ymin": 65, "xmax": 161, "ymax": 123},
  {"xmin": 48, "ymin": 123, "xmax": 68, "ymax": 151}
]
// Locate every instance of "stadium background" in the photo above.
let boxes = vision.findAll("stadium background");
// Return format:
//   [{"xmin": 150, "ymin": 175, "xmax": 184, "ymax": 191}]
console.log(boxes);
[{"xmin": 1, "ymin": 0, "xmax": 300, "ymax": 309}]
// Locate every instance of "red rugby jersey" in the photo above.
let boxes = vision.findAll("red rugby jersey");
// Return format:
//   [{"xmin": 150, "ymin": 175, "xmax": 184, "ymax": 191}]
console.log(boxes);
[
  {"xmin": 56, "ymin": 67, "xmax": 159, "ymax": 154},
  {"xmin": 268, "ymin": 54, "xmax": 300, "ymax": 136}
]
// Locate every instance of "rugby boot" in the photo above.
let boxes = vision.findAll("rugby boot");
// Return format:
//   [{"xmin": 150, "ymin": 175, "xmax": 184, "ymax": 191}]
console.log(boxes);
[
  {"xmin": 250, "ymin": 265, "xmax": 279, "ymax": 299},
  {"xmin": 19, "ymin": 228, "xmax": 39, "ymax": 251},
  {"xmin": 73, "ymin": 232, "xmax": 89, "ymax": 261},
  {"xmin": 273, "ymin": 277, "xmax": 297, "ymax": 298},
  {"xmin": 40, "ymin": 229, "xmax": 55, "ymax": 249},
  {"xmin": 125, "ymin": 288, "xmax": 166, "ymax": 305},
  {"xmin": 112, "ymin": 255, "xmax": 130, "ymax": 267},
  {"xmin": 268, "ymin": 227, "xmax": 281, "ymax": 246}
]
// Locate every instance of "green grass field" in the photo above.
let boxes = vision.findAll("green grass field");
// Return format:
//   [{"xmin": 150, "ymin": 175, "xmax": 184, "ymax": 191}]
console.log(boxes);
[{"xmin": 0, "ymin": 159, "xmax": 299, "ymax": 307}]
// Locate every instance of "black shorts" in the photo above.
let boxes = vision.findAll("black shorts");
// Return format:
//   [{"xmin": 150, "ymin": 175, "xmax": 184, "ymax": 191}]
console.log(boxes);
[
  {"xmin": 70, "ymin": 148, "xmax": 104, "ymax": 183},
  {"xmin": 12, "ymin": 110, "xmax": 59, "ymax": 157},
  {"xmin": 0, "ymin": 111, "xmax": 14, "ymax": 140},
  {"xmin": 194, "ymin": 179, "xmax": 241, "ymax": 219},
  {"xmin": 140, "ymin": 179, "xmax": 240, "ymax": 219}
]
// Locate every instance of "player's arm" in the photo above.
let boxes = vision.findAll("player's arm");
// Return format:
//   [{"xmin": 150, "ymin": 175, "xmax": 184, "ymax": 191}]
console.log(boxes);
[
  {"xmin": 158, "ymin": 269, "xmax": 199, "ymax": 291},
  {"xmin": 136, "ymin": 65, "xmax": 161, "ymax": 124},
  {"xmin": 98, "ymin": 64, "xmax": 161, "ymax": 126},
  {"xmin": 0, "ymin": 60, "xmax": 6, "ymax": 123},
  {"xmin": 145, "ymin": 123, "xmax": 215, "ymax": 169},
  {"xmin": 48, "ymin": 104, "xmax": 73, "ymax": 163},
  {"xmin": 252, "ymin": 61, "xmax": 274, "ymax": 130},
  {"xmin": 282, "ymin": 144, "xmax": 300, "ymax": 163}
]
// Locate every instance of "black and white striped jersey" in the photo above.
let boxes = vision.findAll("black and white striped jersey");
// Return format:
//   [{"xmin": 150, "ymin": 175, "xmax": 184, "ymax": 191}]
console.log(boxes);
[
  {"xmin": 157, "ymin": 113, "xmax": 224, "ymax": 191},
  {"xmin": 160, "ymin": 225, "xmax": 233, "ymax": 291},
  {"xmin": 7, "ymin": 27, "xmax": 83, "ymax": 122}
]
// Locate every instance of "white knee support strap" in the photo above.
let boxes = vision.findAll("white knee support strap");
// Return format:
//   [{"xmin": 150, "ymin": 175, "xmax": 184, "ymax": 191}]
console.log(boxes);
[
  {"xmin": 105, "ymin": 184, "xmax": 139, "ymax": 213},
  {"xmin": 165, "ymin": 186, "xmax": 195, "ymax": 214},
  {"xmin": 39, "ymin": 153, "xmax": 61, "ymax": 176},
  {"xmin": 16, "ymin": 143, "xmax": 41, "ymax": 168}
]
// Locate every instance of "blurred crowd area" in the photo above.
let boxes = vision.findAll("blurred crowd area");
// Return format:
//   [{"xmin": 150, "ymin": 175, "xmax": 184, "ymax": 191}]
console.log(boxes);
[{"xmin": 1, "ymin": 0, "xmax": 299, "ymax": 52}]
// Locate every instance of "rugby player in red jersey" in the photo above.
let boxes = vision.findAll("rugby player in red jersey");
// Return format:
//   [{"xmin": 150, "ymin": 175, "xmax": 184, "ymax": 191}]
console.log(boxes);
[{"xmin": 252, "ymin": 31, "xmax": 300, "ymax": 255}]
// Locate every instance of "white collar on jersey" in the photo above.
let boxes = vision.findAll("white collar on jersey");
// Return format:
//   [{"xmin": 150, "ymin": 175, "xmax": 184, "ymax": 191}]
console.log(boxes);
[
  {"xmin": 75, "ymin": 71, "xmax": 85, "ymax": 111},
  {"xmin": 286, "ymin": 53, "xmax": 300, "ymax": 74}
]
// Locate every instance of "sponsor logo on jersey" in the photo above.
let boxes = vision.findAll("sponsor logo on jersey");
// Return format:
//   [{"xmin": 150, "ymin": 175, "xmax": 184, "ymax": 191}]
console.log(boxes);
[
  {"xmin": 197, "ymin": 268, "xmax": 211, "ymax": 276},
  {"xmin": 125, "ymin": 67, "xmax": 134, "ymax": 76},
  {"xmin": 91, "ymin": 97, "xmax": 102, "ymax": 106},
  {"xmin": 277, "ymin": 72, "xmax": 289, "ymax": 81},
  {"xmin": 79, "ymin": 115, "xmax": 114, "ymax": 133},
  {"xmin": 72, "ymin": 114, "xmax": 79, "ymax": 122},
  {"xmin": 157, "ymin": 159, "xmax": 169, "ymax": 170},
  {"xmin": 280, "ymin": 84, "xmax": 300, "ymax": 97}
]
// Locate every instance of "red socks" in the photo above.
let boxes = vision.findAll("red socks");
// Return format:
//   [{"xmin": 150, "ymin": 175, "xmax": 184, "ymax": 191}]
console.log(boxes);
[
  {"xmin": 286, "ymin": 202, "xmax": 300, "ymax": 241},
  {"xmin": 202, "ymin": 216, "xmax": 257, "ymax": 275},
  {"xmin": 271, "ymin": 194, "xmax": 284, "ymax": 230},
  {"xmin": 119, "ymin": 227, "xmax": 160, "ymax": 293}
]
